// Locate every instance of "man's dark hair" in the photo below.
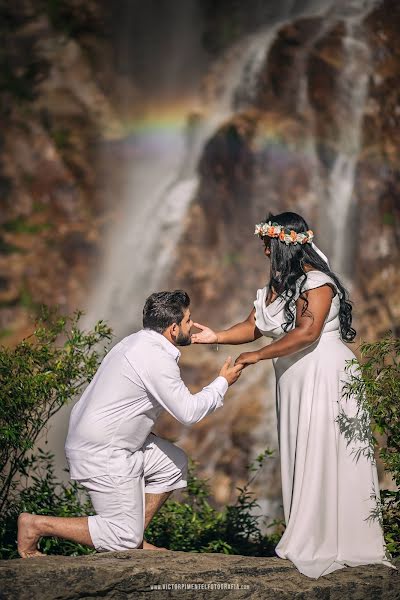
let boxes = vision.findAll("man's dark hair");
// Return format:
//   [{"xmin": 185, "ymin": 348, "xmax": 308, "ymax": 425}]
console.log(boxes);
[{"xmin": 143, "ymin": 290, "xmax": 190, "ymax": 334}]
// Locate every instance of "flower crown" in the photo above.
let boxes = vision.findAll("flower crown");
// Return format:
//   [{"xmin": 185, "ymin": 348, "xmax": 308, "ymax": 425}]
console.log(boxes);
[{"xmin": 254, "ymin": 221, "xmax": 314, "ymax": 245}]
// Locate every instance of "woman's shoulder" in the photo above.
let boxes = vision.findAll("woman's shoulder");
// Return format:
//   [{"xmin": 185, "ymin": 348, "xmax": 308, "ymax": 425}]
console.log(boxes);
[
  {"xmin": 303, "ymin": 269, "xmax": 333, "ymax": 280},
  {"xmin": 298, "ymin": 270, "xmax": 339, "ymax": 294}
]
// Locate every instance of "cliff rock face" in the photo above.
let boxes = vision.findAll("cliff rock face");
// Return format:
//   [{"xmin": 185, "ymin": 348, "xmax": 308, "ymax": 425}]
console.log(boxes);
[
  {"xmin": 0, "ymin": 1, "xmax": 119, "ymax": 343},
  {"xmin": 0, "ymin": 552, "xmax": 398, "ymax": 600}
]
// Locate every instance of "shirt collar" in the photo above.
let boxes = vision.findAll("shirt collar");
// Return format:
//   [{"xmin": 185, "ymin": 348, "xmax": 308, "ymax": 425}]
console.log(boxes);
[{"xmin": 143, "ymin": 329, "xmax": 181, "ymax": 362}]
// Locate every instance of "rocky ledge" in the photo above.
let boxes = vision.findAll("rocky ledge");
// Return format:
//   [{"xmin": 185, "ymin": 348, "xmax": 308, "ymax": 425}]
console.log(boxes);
[{"xmin": 0, "ymin": 552, "xmax": 398, "ymax": 600}]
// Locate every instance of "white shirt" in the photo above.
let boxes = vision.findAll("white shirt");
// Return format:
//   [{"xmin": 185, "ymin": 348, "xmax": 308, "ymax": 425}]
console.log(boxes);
[{"xmin": 65, "ymin": 329, "xmax": 228, "ymax": 479}]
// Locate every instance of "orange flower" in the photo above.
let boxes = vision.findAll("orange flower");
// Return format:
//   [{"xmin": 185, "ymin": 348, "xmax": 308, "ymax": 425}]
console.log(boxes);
[
  {"xmin": 267, "ymin": 226, "xmax": 275, "ymax": 237},
  {"xmin": 279, "ymin": 230, "xmax": 286, "ymax": 241},
  {"xmin": 290, "ymin": 230, "xmax": 297, "ymax": 241}
]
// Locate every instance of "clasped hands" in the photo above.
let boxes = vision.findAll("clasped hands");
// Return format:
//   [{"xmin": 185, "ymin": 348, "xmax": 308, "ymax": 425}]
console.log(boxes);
[{"xmin": 191, "ymin": 322, "xmax": 261, "ymax": 368}]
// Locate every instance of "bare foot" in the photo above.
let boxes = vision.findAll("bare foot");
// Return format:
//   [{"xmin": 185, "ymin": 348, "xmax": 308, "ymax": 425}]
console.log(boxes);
[
  {"xmin": 142, "ymin": 540, "xmax": 168, "ymax": 551},
  {"xmin": 17, "ymin": 513, "xmax": 44, "ymax": 558}
]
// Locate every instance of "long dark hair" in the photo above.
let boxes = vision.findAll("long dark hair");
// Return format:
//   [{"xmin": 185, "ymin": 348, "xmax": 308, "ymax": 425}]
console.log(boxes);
[{"xmin": 263, "ymin": 212, "xmax": 356, "ymax": 342}]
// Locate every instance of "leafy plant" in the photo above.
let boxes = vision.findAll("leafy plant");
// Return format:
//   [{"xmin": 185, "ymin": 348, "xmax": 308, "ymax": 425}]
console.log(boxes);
[
  {"xmin": 0, "ymin": 307, "xmax": 112, "ymax": 517},
  {"xmin": 0, "ymin": 449, "xmax": 282, "ymax": 559},
  {"xmin": 0, "ymin": 450, "xmax": 95, "ymax": 559},
  {"xmin": 146, "ymin": 450, "xmax": 283, "ymax": 556},
  {"xmin": 51, "ymin": 128, "xmax": 71, "ymax": 151},
  {"xmin": 337, "ymin": 335, "xmax": 400, "ymax": 556}
]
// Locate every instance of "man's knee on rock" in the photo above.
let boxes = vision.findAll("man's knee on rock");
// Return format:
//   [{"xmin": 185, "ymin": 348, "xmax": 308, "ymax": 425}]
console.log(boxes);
[{"xmin": 90, "ymin": 514, "xmax": 143, "ymax": 552}]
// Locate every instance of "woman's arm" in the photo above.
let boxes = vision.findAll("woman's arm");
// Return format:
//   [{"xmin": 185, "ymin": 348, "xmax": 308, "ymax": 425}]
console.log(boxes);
[
  {"xmin": 192, "ymin": 308, "xmax": 262, "ymax": 345},
  {"xmin": 235, "ymin": 285, "xmax": 334, "ymax": 366}
]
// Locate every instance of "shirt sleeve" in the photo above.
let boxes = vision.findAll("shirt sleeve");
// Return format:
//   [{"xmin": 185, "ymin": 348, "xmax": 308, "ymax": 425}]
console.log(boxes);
[{"xmin": 125, "ymin": 349, "xmax": 228, "ymax": 425}]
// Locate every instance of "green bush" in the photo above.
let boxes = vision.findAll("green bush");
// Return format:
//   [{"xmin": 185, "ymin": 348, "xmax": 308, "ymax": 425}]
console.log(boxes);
[
  {"xmin": 146, "ymin": 450, "xmax": 282, "ymax": 556},
  {"xmin": 0, "ymin": 450, "xmax": 282, "ymax": 559},
  {"xmin": 338, "ymin": 335, "xmax": 400, "ymax": 556},
  {"xmin": 0, "ymin": 308, "xmax": 112, "ymax": 523},
  {"xmin": 0, "ymin": 450, "xmax": 95, "ymax": 559}
]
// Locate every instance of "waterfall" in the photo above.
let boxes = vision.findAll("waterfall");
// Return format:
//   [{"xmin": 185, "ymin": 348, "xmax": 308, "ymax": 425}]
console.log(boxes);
[
  {"xmin": 83, "ymin": 28, "xmax": 278, "ymax": 339},
  {"xmin": 289, "ymin": 1, "xmax": 377, "ymax": 279},
  {"xmin": 83, "ymin": 0, "xmax": 362, "ymax": 338},
  {"xmin": 324, "ymin": 22, "xmax": 372, "ymax": 278}
]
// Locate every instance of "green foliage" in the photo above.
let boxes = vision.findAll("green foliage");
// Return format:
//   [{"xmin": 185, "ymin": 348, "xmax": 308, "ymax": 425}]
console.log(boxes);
[
  {"xmin": 338, "ymin": 335, "xmax": 400, "ymax": 556},
  {"xmin": 146, "ymin": 450, "xmax": 282, "ymax": 556},
  {"xmin": 0, "ymin": 236, "xmax": 24, "ymax": 255},
  {"xmin": 382, "ymin": 212, "xmax": 395, "ymax": 226},
  {"xmin": 0, "ymin": 450, "xmax": 96, "ymax": 559},
  {"xmin": 0, "ymin": 308, "xmax": 112, "ymax": 519},
  {"xmin": 0, "ymin": 449, "xmax": 282, "ymax": 559}
]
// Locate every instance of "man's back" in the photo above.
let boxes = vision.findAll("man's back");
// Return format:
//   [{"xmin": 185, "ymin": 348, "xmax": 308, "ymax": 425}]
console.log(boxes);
[
  {"xmin": 65, "ymin": 330, "xmax": 171, "ymax": 478},
  {"xmin": 65, "ymin": 327, "xmax": 227, "ymax": 480}
]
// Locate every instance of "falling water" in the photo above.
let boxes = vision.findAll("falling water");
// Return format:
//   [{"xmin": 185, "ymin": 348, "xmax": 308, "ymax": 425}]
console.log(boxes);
[
  {"xmin": 83, "ymin": 0, "xmax": 376, "ymax": 337},
  {"xmin": 83, "ymin": 29, "xmax": 277, "ymax": 339},
  {"xmin": 289, "ymin": 0, "xmax": 378, "ymax": 279},
  {"xmin": 324, "ymin": 22, "xmax": 372, "ymax": 278}
]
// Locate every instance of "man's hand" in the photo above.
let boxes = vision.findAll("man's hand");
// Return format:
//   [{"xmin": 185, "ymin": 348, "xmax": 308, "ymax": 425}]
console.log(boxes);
[
  {"xmin": 191, "ymin": 322, "xmax": 218, "ymax": 344},
  {"xmin": 219, "ymin": 356, "xmax": 244, "ymax": 386},
  {"xmin": 234, "ymin": 351, "xmax": 261, "ymax": 368}
]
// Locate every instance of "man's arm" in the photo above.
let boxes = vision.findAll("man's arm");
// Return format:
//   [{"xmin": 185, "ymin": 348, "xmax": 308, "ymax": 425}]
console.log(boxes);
[{"xmin": 126, "ymin": 351, "xmax": 241, "ymax": 426}]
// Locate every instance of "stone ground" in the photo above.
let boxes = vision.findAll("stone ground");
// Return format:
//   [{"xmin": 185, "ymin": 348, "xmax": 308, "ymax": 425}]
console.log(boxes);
[{"xmin": 0, "ymin": 552, "xmax": 399, "ymax": 600}]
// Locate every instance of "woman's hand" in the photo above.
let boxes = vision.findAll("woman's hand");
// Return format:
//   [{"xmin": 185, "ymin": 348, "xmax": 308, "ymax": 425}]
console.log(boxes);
[
  {"xmin": 191, "ymin": 322, "xmax": 218, "ymax": 344},
  {"xmin": 234, "ymin": 351, "xmax": 261, "ymax": 368}
]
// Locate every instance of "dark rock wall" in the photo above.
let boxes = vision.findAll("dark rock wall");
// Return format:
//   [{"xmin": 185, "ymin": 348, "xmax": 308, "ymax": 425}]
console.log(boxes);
[
  {"xmin": 0, "ymin": 1, "xmax": 119, "ymax": 342},
  {"xmin": 2, "ymin": 1, "xmax": 398, "ymax": 342}
]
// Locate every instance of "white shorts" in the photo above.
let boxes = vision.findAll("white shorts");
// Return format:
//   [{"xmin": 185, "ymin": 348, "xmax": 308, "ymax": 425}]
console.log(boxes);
[{"xmin": 79, "ymin": 434, "xmax": 187, "ymax": 552}]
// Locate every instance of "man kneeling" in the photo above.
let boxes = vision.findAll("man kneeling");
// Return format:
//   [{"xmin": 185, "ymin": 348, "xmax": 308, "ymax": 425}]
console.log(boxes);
[{"xmin": 18, "ymin": 290, "xmax": 243, "ymax": 557}]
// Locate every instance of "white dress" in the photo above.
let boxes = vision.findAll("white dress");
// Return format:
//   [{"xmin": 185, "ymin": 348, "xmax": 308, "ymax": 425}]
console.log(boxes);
[{"xmin": 254, "ymin": 270, "xmax": 391, "ymax": 578}]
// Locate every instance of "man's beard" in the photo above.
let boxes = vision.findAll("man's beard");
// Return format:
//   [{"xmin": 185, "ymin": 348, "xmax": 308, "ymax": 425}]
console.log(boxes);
[{"xmin": 175, "ymin": 329, "xmax": 192, "ymax": 346}]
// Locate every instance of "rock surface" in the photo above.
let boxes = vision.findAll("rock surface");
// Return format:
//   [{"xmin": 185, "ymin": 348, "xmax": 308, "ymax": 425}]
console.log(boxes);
[{"xmin": 0, "ymin": 552, "xmax": 399, "ymax": 600}]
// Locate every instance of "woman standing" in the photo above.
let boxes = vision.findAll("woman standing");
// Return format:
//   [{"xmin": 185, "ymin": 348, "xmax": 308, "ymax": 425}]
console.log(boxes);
[{"xmin": 192, "ymin": 211, "xmax": 391, "ymax": 578}]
